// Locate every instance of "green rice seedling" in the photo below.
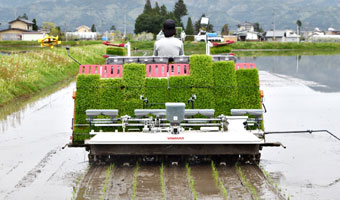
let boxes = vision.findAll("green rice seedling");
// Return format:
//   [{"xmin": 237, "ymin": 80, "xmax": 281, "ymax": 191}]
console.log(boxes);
[
  {"xmin": 186, "ymin": 163, "xmax": 198, "ymax": 200},
  {"xmin": 160, "ymin": 163, "xmax": 166, "ymax": 200},
  {"xmin": 100, "ymin": 163, "xmax": 114, "ymax": 200},
  {"xmin": 211, "ymin": 161, "xmax": 228, "ymax": 199},
  {"xmin": 132, "ymin": 162, "xmax": 140, "ymax": 200},
  {"xmin": 235, "ymin": 163, "xmax": 260, "ymax": 200}
]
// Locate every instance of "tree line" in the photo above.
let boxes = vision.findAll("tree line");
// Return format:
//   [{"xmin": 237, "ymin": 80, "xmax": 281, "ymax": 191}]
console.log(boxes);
[{"xmin": 134, "ymin": 0, "xmax": 216, "ymax": 36}]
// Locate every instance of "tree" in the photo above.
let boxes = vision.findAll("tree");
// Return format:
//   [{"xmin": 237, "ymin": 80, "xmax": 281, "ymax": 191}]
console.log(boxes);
[
  {"xmin": 19, "ymin": 13, "xmax": 28, "ymax": 20},
  {"xmin": 143, "ymin": 0, "xmax": 152, "ymax": 13},
  {"xmin": 135, "ymin": 13, "xmax": 162, "ymax": 34},
  {"xmin": 221, "ymin": 24, "xmax": 229, "ymax": 35},
  {"xmin": 32, "ymin": 18, "xmax": 38, "ymax": 31},
  {"xmin": 185, "ymin": 17, "xmax": 194, "ymax": 35},
  {"xmin": 160, "ymin": 5, "xmax": 167, "ymax": 16},
  {"xmin": 296, "ymin": 20, "xmax": 302, "ymax": 35},
  {"xmin": 42, "ymin": 22, "xmax": 56, "ymax": 32},
  {"xmin": 91, "ymin": 24, "xmax": 96, "ymax": 32},
  {"xmin": 50, "ymin": 26, "xmax": 61, "ymax": 37},
  {"xmin": 110, "ymin": 25, "xmax": 116, "ymax": 31},
  {"xmin": 173, "ymin": 0, "xmax": 188, "ymax": 23},
  {"xmin": 254, "ymin": 22, "xmax": 263, "ymax": 33},
  {"xmin": 154, "ymin": 2, "xmax": 160, "ymax": 15}
]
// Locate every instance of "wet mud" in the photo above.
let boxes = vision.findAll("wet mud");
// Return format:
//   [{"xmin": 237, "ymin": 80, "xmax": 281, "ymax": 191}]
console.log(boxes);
[
  {"xmin": 135, "ymin": 165, "xmax": 163, "ymax": 200},
  {"xmin": 76, "ymin": 165, "xmax": 108, "ymax": 200},
  {"xmin": 190, "ymin": 164, "xmax": 224, "ymax": 199},
  {"xmin": 217, "ymin": 165, "xmax": 253, "ymax": 200},
  {"xmin": 104, "ymin": 165, "xmax": 134, "ymax": 200},
  {"xmin": 164, "ymin": 165, "xmax": 192, "ymax": 200},
  {"xmin": 240, "ymin": 165, "xmax": 284, "ymax": 200}
]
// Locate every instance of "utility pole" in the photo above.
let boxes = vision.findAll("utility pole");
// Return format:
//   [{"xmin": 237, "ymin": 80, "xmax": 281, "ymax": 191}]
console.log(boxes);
[
  {"xmin": 273, "ymin": 8, "xmax": 276, "ymax": 41},
  {"xmin": 13, "ymin": 8, "xmax": 17, "ymax": 18},
  {"xmin": 123, "ymin": 7, "xmax": 127, "ymax": 39}
]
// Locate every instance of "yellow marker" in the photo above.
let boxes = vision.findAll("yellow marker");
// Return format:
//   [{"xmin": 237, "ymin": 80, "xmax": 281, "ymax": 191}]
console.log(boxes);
[{"xmin": 38, "ymin": 34, "xmax": 61, "ymax": 48}]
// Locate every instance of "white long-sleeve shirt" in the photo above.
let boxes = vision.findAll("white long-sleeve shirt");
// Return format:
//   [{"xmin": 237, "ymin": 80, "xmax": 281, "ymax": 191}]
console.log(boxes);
[{"xmin": 153, "ymin": 36, "xmax": 184, "ymax": 56}]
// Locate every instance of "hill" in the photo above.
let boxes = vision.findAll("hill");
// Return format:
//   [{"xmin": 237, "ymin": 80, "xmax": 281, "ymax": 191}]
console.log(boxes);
[{"xmin": 0, "ymin": 0, "xmax": 339, "ymax": 33}]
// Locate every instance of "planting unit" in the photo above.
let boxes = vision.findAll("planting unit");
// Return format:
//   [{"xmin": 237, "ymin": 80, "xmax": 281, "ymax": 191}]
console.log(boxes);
[{"xmin": 69, "ymin": 54, "xmax": 280, "ymax": 164}]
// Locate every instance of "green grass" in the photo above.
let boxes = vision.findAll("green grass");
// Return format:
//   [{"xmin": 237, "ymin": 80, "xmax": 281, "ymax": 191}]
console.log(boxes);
[
  {"xmin": 211, "ymin": 161, "xmax": 228, "ymax": 199},
  {"xmin": 132, "ymin": 162, "xmax": 140, "ymax": 200},
  {"xmin": 160, "ymin": 163, "xmax": 166, "ymax": 200},
  {"xmin": 0, "ymin": 44, "xmax": 105, "ymax": 106},
  {"xmin": 100, "ymin": 164, "xmax": 114, "ymax": 200},
  {"xmin": 0, "ymin": 40, "xmax": 102, "ymax": 47},
  {"xmin": 235, "ymin": 163, "xmax": 260, "ymax": 200},
  {"xmin": 230, "ymin": 41, "xmax": 340, "ymax": 50},
  {"xmin": 106, "ymin": 47, "xmax": 127, "ymax": 56},
  {"xmin": 186, "ymin": 163, "xmax": 198, "ymax": 200}
]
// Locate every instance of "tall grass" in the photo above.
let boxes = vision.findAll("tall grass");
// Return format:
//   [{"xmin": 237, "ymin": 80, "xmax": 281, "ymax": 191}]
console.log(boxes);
[{"xmin": 0, "ymin": 44, "xmax": 105, "ymax": 106}]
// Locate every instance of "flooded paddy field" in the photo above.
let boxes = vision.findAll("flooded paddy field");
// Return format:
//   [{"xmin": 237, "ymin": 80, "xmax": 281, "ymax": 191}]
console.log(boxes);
[{"xmin": 0, "ymin": 54, "xmax": 340, "ymax": 199}]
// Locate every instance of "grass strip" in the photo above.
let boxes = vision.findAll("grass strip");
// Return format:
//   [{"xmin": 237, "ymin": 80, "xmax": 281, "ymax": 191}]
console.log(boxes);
[
  {"xmin": 235, "ymin": 163, "xmax": 260, "ymax": 200},
  {"xmin": 100, "ymin": 163, "xmax": 114, "ymax": 200},
  {"xmin": 186, "ymin": 163, "xmax": 197, "ymax": 200},
  {"xmin": 160, "ymin": 163, "xmax": 166, "ymax": 200},
  {"xmin": 211, "ymin": 161, "xmax": 228, "ymax": 199},
  {"xmin": 131, "ymin": 162, "xmax": 140, "ymax": 200}
]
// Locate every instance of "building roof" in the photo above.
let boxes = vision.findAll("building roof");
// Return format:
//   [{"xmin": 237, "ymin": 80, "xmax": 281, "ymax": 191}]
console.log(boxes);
[
  {"xmin": 22, "ymin": 32, "xmax": 44, "ymax": 34},
  {"xmin": 0, "ymin": 28, "xmax": 32, "ymax": 33},
  {"xmin": 237, "ymin": 22, "xmax": 254, "ymax": 27},
  {"xmin": 77, "ymin": 25, "xmax": 90, "ymax": 30},
  {"xmin": 265, "ymin": 30, "xmax": 285, "ymax": 37},
  {"xmin": 8, "ymin": 18, "xmax": 33, "ymax": 25}
]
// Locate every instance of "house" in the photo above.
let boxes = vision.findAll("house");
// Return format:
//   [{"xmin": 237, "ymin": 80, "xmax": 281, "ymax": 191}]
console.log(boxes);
[
  {"xmin": 234, "ymin": 22, "xmax": 260, "ymax": 41},
  {"xmin": 327, "ymin": 28, "xmax": 340, "ymax": 35},
  {"xmin": 0, "ymin": 18, "xmax": 33, "ymax": 40},
  {"xmin": 265, "ymin": 30, "xmax": 299, "ymax": 42},
  {"xmin": 237, "ymin": 22, "xmax": 254, "ymax": 32},
  {"xmin": 77, "ymin": 25, "xmax": 91, "ymax": 32},
  {"xmin": 22, "ymin": 32, "xmax": 45, "ymax": 41}
]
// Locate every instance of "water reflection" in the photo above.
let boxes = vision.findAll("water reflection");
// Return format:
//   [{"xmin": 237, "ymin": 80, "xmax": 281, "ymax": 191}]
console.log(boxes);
[
  {"xmin": 0, "ymin": 78, "xmax": 75, "ymax": 133},
  {"xmin": 238, "ymin": 54, "xmax": 340, "ymax": 92}
]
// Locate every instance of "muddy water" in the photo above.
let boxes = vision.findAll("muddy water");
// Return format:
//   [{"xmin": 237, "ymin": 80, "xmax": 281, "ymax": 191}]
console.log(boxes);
[
  {"xmin": 0, "ymin": 80, "xmax": 88, "ymax": 200},
  {"xmin": 239, "ymin": 55, "xmax": 340, "ymax": 200},
  {"xmin": 190, "ymin": 165, "xmax": 224, "ymax": 199},
  {"xmin": 240, "ymin": 165, "xmax": 284, "ymax": 200},
  {"xmin": 104, "ymin": 166, "xmax": 134, "ymax": 199},
  {"xmin": 164, "ymin": 165, "xmax": 192, "ymax": 200},
  {"xmin": 217, "ymin": 165, "xmax": 253, "ymax": 199},
  {"xmin": 135, "ymin": 165, "xmax": 163, "ymax": 199},
  {"xmin": 76, "ymin": 165, "xmax": 108, "ymax": 200}
]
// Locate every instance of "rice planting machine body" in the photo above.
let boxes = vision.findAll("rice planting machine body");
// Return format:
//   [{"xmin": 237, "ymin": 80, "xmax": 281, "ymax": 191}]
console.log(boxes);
[{"xmin": 68, "ymin": 46, "xmax": 281, "ymax": 164}]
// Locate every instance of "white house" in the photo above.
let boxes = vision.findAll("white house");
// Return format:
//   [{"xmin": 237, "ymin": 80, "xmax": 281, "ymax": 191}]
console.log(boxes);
[
  {"xmin": 237, "ymin": 22, "xmax": 255, "ymax": 32},
  {"xmin": 22, "ymin": 32, "xmax": 45, "ymax": 41},
  {"xmin": 265, "ymin": 30, "xmax": 299, "ymax": 42}
]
